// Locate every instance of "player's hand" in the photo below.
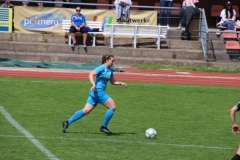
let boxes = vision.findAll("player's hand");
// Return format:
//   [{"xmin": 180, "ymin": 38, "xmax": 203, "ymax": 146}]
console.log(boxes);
[
  {"xmin": 91, "ymin": 85, "xmax": 96, "ymax": 92},
  {"xmin": 232, "ymin": 124, "xmax": 240, "ymax": 135}
]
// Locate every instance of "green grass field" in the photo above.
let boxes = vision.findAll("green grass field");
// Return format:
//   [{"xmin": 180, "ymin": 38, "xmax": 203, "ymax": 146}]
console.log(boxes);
[{"xmin": 0, "ymin": 76, "xmax": 240, "ymax": 160}]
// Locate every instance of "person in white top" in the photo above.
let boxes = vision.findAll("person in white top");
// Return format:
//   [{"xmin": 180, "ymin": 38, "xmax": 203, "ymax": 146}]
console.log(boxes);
[
  {"xmin": 114, "ymin": 0, "xmax": 132, "ymax": 21},
  {"xmin": 217, "ymin": 1, "xmax": 236, "ymax": 31}
]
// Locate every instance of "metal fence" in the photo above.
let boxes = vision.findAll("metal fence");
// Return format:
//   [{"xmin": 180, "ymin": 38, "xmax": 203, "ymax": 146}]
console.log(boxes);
[{"xmin": 9, "ymin": 1, "xmax": 237, "ymax": 62}]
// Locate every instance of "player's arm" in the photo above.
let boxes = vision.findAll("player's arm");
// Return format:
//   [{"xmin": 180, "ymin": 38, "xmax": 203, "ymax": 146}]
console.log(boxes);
[
  {"xmin": 110, "ymin": 76, "xmax": 127, "ymax": 87},
  {"xmin": 230, "ymin": 106, "xmax": 239, "ymax": 135},
  {"xmin": 89, "ymin": 70, "xmax": 97, "ymax": 91}
]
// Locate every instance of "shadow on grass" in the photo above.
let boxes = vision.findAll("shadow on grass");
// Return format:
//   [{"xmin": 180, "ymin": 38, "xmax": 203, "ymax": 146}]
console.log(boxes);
[{"xmin": 64, "ymin": 131, "xmax": 136, "ymax": 136}]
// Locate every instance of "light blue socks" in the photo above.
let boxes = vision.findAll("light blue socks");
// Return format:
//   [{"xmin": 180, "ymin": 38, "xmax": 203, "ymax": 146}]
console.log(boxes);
[
  {"xmin": 68, "ymin": 110, "xmax": 85, "ymax": 125},
  {"xmin": 102, "ymin": 108, "xmax": 115, "ymax": 127},
  {"xmin": 68, "ymin": 108, "xmax": 115, "ymax": 127}
]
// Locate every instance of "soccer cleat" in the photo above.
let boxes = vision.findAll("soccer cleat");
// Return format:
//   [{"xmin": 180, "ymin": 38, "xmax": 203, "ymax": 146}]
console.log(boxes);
[
  {"xmin": 62, "ymin": 121, "xmax": 68, "ymax": 133},
  {"xmin": 100, "ymin": 126, "xmax": 112, "ymax": 135}
]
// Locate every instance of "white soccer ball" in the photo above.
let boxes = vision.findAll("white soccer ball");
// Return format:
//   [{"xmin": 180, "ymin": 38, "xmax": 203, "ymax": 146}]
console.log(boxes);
[{"xmin": 145, "ymin": 128, "xmax": 157, "ymax": 139}]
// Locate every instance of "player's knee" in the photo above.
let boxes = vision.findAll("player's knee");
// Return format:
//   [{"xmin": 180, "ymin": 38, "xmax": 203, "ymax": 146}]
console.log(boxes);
[
  {"xmin": 110, "ymin": 106, "xmax": 116, "ymax": 110},
  {"xmin": 83, "ymin": 109, "xmax": 91, "ymax": 115}
]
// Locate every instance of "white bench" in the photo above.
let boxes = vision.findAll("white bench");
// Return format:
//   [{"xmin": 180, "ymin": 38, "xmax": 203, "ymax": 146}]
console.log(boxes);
[
  {"xmin": 103, "ymin": 24, "xmax": 168, "ymax": 49},
  {"xmin": 62, "ymin": 20, "xmax": 104, "ymax": 46}
]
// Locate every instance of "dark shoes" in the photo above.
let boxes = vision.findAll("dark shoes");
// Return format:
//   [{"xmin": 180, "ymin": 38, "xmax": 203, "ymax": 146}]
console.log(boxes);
[
  {"xmin": 62, "ymin": 122, "xmax": 112, "ymax": 134},
  {"xmin": 100, "ymin": 126, "xmax": 113, "ymax": 135},
  {"xmin": 62, "ymin": 121, "xmax": 68, "ymax": 133}
]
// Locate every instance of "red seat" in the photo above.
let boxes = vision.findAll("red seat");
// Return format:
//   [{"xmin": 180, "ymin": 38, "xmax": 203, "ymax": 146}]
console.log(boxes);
[
  {"xmin": 211, "ymin": 5, "xmax": 223, "ymax": 24},
  {"xmin": 164, "ymin": 3, "xmax": 181, "ymax": 15},
  {"xmin": 225, "ymin": 41, "xmax": 240, "ymax": 50},
  {"xmin": 233, "ymin": 6, "xmax": 240, "ymax": 18},
  {"xmin": 170, "ymin": 3, "xmax": 181, "ymax": 15},
  {"xmin": 225, "ymin": 41, "xmax": 240, "ymax": 59},
  {"xmin": 211, "ymin": 5, "xmax": 223, "ymax": 17},
  {"xmin": 222, "ymin": 30, "xmax": 237, "ymax": 39},
  {"xmin": 96, "ymin": 0, "xmax": 109, "ymax": 10},
  {"xmin": 131, "ymin": 1, "xmax": 138, "ymax": 10}
]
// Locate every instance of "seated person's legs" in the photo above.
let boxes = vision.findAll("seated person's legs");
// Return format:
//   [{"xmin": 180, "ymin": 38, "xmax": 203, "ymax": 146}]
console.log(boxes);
[
  {"xmin": 221, "ymin": 21, "xmax": 234, "ymax": 30},
  {"xmin": 228, "ymin": 22, "xmax": 234, "ymax": 30},
  {"xmin": 116, "ymin": 4, "xmax": 124, "ymax": 20},
  {"xmin": 80, "ymin": 26, "xmax": 88, "ymax": 47},
  {"xmin": 69, "ymin": 26, "xmax": 77, "ymax": 45},
  {"xmin": 123, "ymin": 6, "xmax": 130, "ymax": 21}
]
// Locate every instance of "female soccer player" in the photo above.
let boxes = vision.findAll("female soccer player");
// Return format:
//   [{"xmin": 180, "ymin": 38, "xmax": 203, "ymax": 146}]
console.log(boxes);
[
  {"xmin": 62, "ymin": 54, "xmax": 127, "ymax": 134},
  {"xmin": 230, "ymin": 102, "xmax": 240, "ymax": 160}
]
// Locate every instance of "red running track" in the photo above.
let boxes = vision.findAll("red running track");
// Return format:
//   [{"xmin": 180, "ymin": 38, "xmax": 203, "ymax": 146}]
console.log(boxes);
[{"xmin": 0, "ymin": 67, "xmax": 240, "ymax": 86}]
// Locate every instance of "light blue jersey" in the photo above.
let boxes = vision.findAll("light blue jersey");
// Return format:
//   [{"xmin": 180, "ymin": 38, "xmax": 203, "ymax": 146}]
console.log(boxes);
[
  {"xmin": 87, "ymin": 64, "xmax": 113, "ymax": 106},
  {"xmin": 94, "ymin": 64, "xmax": 113, "ymax": 91}
]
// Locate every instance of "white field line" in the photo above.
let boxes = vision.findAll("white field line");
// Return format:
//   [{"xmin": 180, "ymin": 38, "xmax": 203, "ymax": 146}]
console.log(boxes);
[
  {"xmin": 0, "ymin": 106, "xmax": 60, "ymax": 160},
  {"xmin": 0, "ymin": 134, "xmax": 235, "ymax": 150},
  {"xmin": 0, "ymin": 79, "xmax": 239, "ymax": 89}
]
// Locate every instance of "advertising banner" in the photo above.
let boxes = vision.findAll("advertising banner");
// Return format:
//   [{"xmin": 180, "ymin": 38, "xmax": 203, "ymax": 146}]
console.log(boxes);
[
  {"xmin": 14, "ymin": 6, "xmax": 157, "ymax": 34},
  {"xmin": 0, "ymin": 8, "xmax": 13, "ymax": 33}
]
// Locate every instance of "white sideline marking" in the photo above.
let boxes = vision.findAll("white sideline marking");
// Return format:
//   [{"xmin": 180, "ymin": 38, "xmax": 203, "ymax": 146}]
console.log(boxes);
[
  {"xmin": 0, "ymin": 134, "xmax": 235, "ymax": 150},
  {"xmin": 0, "ymin": 79, "xmax": 239, "ymax": 90},
  {"xmin": 0, "ymin": 106, "xmax": 59, "ymax": 160}
]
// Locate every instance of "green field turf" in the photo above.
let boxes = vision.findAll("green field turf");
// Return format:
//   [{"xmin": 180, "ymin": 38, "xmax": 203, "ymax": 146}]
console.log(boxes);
[{"xmin": 0, "ymin": 76, "xmax": 240, "ymax": 160}]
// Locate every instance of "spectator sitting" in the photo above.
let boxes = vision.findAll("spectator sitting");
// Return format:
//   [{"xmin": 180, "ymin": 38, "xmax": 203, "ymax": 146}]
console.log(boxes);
[
  {"xmin": 1, "ymin": 1, "xmax": 14, "ymax": 8},
  {"xmin": 22, "ymin": 1, "xmax": 28, "ymax": 7},
  {"xmin": 177, "ymin": 0, "xmax": 199, "ymax": 30},
  {"xmin": 216, "ymin": 1, "xmax": 236, "ymax": 35},
  {"xmin": 114, "ymin": 0, "xmax": 132, "ymax": 21},
  {"xmin": 70, "ymin": 6, "xmax": 88, "ymax": 48}
]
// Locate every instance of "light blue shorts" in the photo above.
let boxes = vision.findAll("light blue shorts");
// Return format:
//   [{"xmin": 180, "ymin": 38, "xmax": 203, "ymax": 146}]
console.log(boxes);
[{"xmin": 86, "ymin": 89, "xmax": 110, "ymax": 106}]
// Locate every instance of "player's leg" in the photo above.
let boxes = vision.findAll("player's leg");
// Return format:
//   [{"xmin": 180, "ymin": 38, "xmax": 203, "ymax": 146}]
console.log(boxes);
[
  {"xmin": 69, "ymin": 103, "xmax": 95, "ymax": 123},
  {"xmin": 100, "ymin": 97, "xmax": 116, "ymax": 134},
  {"xmin": 62, "ymin": 103, "xmax": 95, "ymax": 133},
  {"xmin": 232, "ymin": 145, "xmax": 240, "ymax": 160},
  {"xmin": 62, "ymin": 94, "xmax": 98, "ymax": 133}
]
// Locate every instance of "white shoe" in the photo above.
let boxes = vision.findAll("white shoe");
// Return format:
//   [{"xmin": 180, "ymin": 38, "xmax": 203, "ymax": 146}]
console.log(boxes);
[
  {"xmin": 177, "ymin": 26, "xmax": 181, "ymax": 30},
  {"xmin": 167, "ymin": 25, "xmax": 170, "ymax": 30},
  {"xmin": 71, "ymin": 43, "xmax": 75, "ymax": 48},
  {"xmin": 216, "ymin": 30, "xmax": 221, "ymax": 36}
]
